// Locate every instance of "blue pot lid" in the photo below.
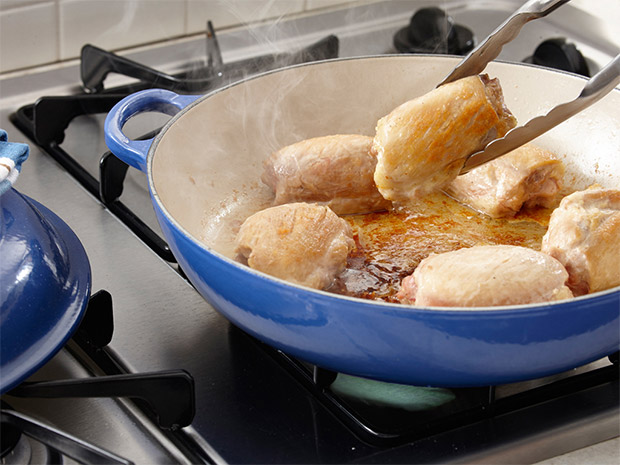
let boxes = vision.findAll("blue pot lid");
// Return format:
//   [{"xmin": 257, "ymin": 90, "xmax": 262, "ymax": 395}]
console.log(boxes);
[{"xmin": 0, "ymin": 130, "xmax": 91, "ymax": 394}]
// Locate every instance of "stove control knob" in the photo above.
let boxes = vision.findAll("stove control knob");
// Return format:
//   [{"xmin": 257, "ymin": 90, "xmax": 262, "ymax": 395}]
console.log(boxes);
[
  {"xmin": 394, "ymin": 7, "xmax": 475, "ymax": 56},
  {"xmin": 525, "ymin": 38, "xmax": 590, "ymax": 77}
]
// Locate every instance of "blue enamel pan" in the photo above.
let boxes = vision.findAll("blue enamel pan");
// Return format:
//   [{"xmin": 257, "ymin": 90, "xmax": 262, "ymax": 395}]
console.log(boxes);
[{"xmin": 104, "ymin": 56, "xmax": 619, "ymax": 387}]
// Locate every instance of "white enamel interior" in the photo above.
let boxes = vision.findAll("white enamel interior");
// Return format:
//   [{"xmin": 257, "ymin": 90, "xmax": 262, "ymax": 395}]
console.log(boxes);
[{"xmin": 150, "ymin": 55, "xmax": 620, "ymax": 259}]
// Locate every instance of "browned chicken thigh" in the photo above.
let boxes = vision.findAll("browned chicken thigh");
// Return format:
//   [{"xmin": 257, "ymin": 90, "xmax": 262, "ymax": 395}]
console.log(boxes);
[
  {"xmin": 446, "ymin": 143, "xmax": 565, "ymax": 218},
  {"xmin": 373, "ymin": 74, "xmax": 516, "ymax": 203},
  {"xmin": 541, "ymin": 185, "xmax": 620, "ymax": 296},
  {"xmin": 235, "ymin": 202, "xmax": 355, "ymax": 290},
  {"xmin": 262, "ymin": 134, "xmax": 391, "ymax": 215},
  {"xmin": 396, "ymin": 245, "xmax": 573, "ymax": 307}
]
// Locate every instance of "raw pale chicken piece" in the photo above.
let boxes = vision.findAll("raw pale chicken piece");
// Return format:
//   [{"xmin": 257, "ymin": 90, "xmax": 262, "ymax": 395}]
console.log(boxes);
[
  {"xmin": 373, "ymin": 74, "xmax": 516, "ymax": 203},
  {"xmin": 235, "ymin": 202, "xmax": 355, "ymax": 289},
  {"xmin": 541, "ymin": 186, "xmax": 620, "ymax": 296},
  {"xmin": 396, "ymin": 245, "xmax": 573, "ymax": 307},
  {"xmin": 262, "ymin": 134, "xmax": 391, "ymax": 214},
  {"xmin": 446, "ymin": 143, "xmax": 565, "ymax": 218}
]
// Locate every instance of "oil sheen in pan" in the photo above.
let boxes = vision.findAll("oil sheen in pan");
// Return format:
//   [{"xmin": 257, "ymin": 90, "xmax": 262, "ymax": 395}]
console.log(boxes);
[{"xmin": 330, "ymin": 191, "xmax": 557, "ymax": 302}]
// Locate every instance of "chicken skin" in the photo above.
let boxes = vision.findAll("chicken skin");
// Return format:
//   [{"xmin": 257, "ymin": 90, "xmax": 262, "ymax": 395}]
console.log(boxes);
[
  {"xmin": 373, "ymin": 74, "xmax": 516, "ymax": 203},
  {"xmin": 396, "ymin": 245, "xmax": 573, "ymax": 307},
  {"xmin": 262, "ymin": 134, "xmax": 391, "ymax": 215},
  {"xmin": 235, "ymin": 202, "xmax": 355, "ymax": 290},
  {"xmin": 541, "ymin": 186, "xmax": 620, "ymax": 296},
  {"xmin": 446, "ymin": 143, "xmax": 565, "ymax": 218}
]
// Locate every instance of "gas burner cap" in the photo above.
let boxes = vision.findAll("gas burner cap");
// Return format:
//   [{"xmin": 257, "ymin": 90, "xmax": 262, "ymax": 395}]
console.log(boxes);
[
  {"xmin": 523, "ymin": 38, "xmax": 590, "ymax": 77},
  {"xmin": 394, "ymin": 7, "xmax": 475, "ymax": 55}
]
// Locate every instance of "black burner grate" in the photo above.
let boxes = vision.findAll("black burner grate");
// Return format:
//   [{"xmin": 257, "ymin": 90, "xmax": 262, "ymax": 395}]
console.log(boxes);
[
  {"xmin": 260, "ymin": 338, "xmax": 619, "ymax": 447},
  {"xmin": 1, "ymin": 290, "xmax": 197, "ymax": 465}
]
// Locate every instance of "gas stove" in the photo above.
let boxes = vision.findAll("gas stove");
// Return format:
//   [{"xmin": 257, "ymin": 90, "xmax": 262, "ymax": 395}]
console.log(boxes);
[{"xmin": 1, "ymin": 1, "xmax": 618, "ymax": 464}]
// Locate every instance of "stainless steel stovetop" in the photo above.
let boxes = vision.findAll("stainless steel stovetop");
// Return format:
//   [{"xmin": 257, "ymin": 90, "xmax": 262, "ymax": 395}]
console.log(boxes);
[{"xmin": 1, "ymin": 1, "xmax": 618, "ymax": 464}]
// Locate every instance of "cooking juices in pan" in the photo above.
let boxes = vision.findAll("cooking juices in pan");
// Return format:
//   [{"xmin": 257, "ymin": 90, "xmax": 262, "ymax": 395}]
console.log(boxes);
[{"xmin": 330, "ymin": 191, "xmax": 555, "ymax": 302}]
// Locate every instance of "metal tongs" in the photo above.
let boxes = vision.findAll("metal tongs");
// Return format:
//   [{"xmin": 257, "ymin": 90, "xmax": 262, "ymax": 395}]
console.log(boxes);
[{"xmin": 437, "ymin": 0, "xmax": 620, "ymax": 174}]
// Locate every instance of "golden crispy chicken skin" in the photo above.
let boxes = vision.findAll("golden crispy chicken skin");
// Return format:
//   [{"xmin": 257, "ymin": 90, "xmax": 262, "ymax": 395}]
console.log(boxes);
[
  {"xmin": 234, "ymin": 202, "xmax": 355, "ymax": 290},
  {"xmin": 262, "ymin": 134, "xmax": 391, "ymax": 215},
  {"xmin": 373, "ymin": 74, "xmax": 516, "ymax": 203},
  {"xmin": 396, "ymin": 245, "xmax": 573, "ymax": 307},
  {"xmin": 541, "ymin": 186, "xmax": 620, "ymax": 296},
  {"xmin": 446, "ymin": 143, "xmax": 565, "ymax": 218}
]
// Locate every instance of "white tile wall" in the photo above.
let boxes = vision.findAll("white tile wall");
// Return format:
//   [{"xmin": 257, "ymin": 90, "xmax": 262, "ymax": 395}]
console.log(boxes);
[
  {"xmin": 0, "ymin": 0, "xmax": 359, "ymax": 74},
  {"xmin": 58, "ymin": 0, "xmax": 186, "ymax": 60},
  {"xmin": 0, "ymin": 1, "xmax": 58, "ymax": 72},
  {"xmin": 186, "ymin": 0, "xmax": 305, "ymax": 35}
]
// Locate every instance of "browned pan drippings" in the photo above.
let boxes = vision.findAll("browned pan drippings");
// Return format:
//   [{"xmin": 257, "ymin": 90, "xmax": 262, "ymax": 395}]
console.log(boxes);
[{"xmin": 329, "ymin": 191, "xmax": 558, "ymax": 302}]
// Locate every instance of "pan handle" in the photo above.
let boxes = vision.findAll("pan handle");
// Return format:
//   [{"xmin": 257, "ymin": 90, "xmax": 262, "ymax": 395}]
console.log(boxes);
[{"xmin": 104, "ymin": 89, "xmax": 200, "ymax": 172}]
